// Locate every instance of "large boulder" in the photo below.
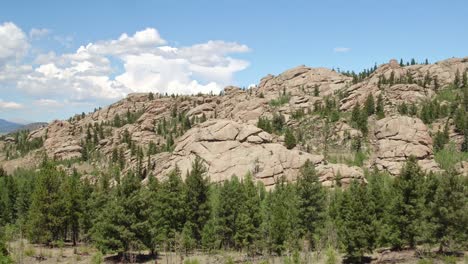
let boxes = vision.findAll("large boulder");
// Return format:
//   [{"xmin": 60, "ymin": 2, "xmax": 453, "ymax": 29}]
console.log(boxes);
[
  {"xmin": 43, "ymin": 120, "xmax": 82, "ymax": 160},
  {"xmin": 151, "ymin": 119, "xmax": 324, "ymax": 187},
  {"xmin": 316, "ymin": 163, "xmax": 365, "ymax": 187},
  {"xmin": 373, "ymin": 115, "xmax": 440, "ymax": 175}
]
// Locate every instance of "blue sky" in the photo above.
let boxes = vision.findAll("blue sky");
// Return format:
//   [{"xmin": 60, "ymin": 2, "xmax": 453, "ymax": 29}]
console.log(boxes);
[{"xmin": 0, "ymin": 0, "xmax": 467, "ymax": 122}]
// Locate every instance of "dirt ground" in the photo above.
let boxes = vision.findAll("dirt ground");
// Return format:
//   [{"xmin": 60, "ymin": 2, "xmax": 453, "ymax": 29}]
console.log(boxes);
[{"xmin": 5, "ymin": 240, "xmax": 467, "ymax": 264}]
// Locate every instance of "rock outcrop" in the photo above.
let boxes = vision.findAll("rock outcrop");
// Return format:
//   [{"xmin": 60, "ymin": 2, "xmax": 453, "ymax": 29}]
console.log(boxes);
[
  {"xmin": 373, "ymin": 116, "xmax": 440, "ymax": 175},
  {"xmin": 316, "ymin": 163, "xmax": 365, "ymax": 187},
  {"xmin": 257, "ymin": 66, "xmax": 351, "ymax": 100},
  {"xmin": 43, "ymin": 121, "xmax": 82, "ymax": 160},
  {"xmin": 340, "ymin": 57, "xmax": 468, "ymax": 112},
  {"xmin": 150, "ymin": 119, "xmax": 324, "ymax": 187}
]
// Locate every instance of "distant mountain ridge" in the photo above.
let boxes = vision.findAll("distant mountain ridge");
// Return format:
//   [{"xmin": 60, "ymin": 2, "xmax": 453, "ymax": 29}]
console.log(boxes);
[{"xmin": 0, "ymin": 119, "xmax": 47, "ymax": 135}]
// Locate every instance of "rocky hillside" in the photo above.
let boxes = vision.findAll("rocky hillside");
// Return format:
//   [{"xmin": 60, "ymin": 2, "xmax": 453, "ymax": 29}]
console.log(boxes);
[{"xmin": 1, "ymin": 57, "xmax": 468, "ymax": 186}]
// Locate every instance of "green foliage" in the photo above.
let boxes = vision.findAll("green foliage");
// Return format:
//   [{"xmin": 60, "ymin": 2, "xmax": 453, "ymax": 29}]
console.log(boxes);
[
  {"xmin": 325, "ymin": 246, "xmax": 338, "ymax": 264},
  {"xmin": 91, "ymin": 251, "xmax": 103, "ymax": 264},
  {"xmin": 364, "ymin": 94, "xmax": 375, "ymax": 116},
  {"xmin": 430, "ymin": 173, "xmax": 468, "ymax": 251},
  {"xmin": 264, "ymin": 178, "xmax": 300, "ymax": 255},
  {"xmin": 2, "ymin": 130, "xmax": 43, "ymax": 159},
  {"xmin": 185, "ymin": 157, "xmax": 210, "ymax": 242},
  {"xmin": 351, "ymin": 104, "xmax": 368, "ymax": 135},
  {"xmin": 435, "ymin": 143, "xmax": 468, "ymax": 170},
  {"xmin": 376, "ymin": 94, "xmax": 385, "ymax": 119},
  {"xmin": 149, "ymin": 168, "xmax": 186, "ymax": 251},
  {"xmin": 284, "ymin": 129, "xmax": 297, "ymax": 149},
  {"xmin": 27, "ymin": 161, "xmax": 66, "ymax": 244},
  {"xmin": 389, "ymin": 157, "xmax": 427, "ymax": 249},
  {"xmin": 90, "ymin": 171, "xmax": 149, "ymax": 254},
  {"xmin": 338, "ymin": 181, "xmax": 375, "ymax": 260},
  {"xmin": 269, "ymin": 91, "xmax": 291, "ymax": 107},
  {"xmin": 314, "ymin": 85, "xmax": 320, "ymax": 96},
  {"xmin": 296, "ymin": 160, "xmax": 326, "ymax": 247},
  {"xmin": 257, "ymin": 113, "xmax": 286, "ymax": 135},
  {"xmin": 433, "ymin": 127, "xmax": 449, "ymax": 152}
]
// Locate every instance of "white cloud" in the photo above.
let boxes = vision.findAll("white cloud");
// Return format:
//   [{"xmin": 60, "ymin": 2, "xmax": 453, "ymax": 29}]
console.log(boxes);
[
  {"xmin": 16, "ymin": 27, "xmax": 248, "ymax": 101},
  {"xmin": 0, "ymin": 22, "xmax": 29, "ymax": 65},
  {"xmin": 0, "ymin": 99, "xmax": 23, "ymax": 110},
  {"xmin": 0, "ymin": 23, "xmax": 250, "ymax": 114},
  {"xmin": 33, "ymin": 99, "xmax": 64, "ymax": 108},
  {"xmin": 29, "ymin": 28, "xmax": 50, "ymax": 39},
  {"xmin": 333, "ymin": 47, "xmax": 351, "ymax": 53}
]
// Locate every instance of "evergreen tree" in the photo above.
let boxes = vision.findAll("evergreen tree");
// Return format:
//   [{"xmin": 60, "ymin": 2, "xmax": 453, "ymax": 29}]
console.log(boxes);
[
  {"xmin": 338, "ymin": 181, "xmax": 375, "ymax": 261},
  {"xmin": 454, "ymin": 69, "xmax": 461, "ymax": 87},
  {"xmin": 27, "ymin": 161, "xmax": 66, "ymax": 244},
  {"xmin": 185, "ymin": 157, "xmax": 210, "ymax": 243},
  {"xmin": 431, "ymin": 173, "xmax": 468, "ymax": 252},
  {"xmin": 284, "ymin": 129, "xmax": 297, "ymax": 149},
  {"xmin": 150, "ymin": 168, "xmax": 186, "ymax": 251},
  {"xmin": 376, "ymin": 94, "xmax": 385, "ymax": 119},
  {"xmin": 463, "ymin": 70, "xmax": 468, "ymax": 88},
  {"xmin": 234, "ymin": 173, "xmax": 261, "ymax": 252},
  {"xmin": 296, "ymin": 160, "xmax": 326, "ymax": 248},
  {"xmin": 358, "ymin": 109, "xmax": 369, "ymax": 135},
  {"xmin": 351, "ymin": 104, "xmax": 361, "ymax": 127},
  {"xmin": 62, "ymin": 169, "xmax": 84, "ymax": 246},
  {"xmin": 91, "ymin": 171, "xmax": 149, "ymax": 258},
  {"xmin": 265, "ymin": 178, "xmax": 300, "ymax": 255},
  {"xmin": 364, "ymin": 94, "xmax": 375, "ymax": 116},
  {"xmin": 217, "ymin": 176, "xmax": 243, "ymax": 249},
  {"xmin": 389, "ymin": 157, "xmax": 426, "ymax": 249},
  {"xmin": 314, "ymin": 85, "xmax": 320, "ymax": 96}
]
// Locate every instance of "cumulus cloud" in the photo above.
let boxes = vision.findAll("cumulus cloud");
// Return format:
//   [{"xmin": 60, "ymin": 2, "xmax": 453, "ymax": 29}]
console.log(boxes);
[
  {"xmin": 0, "ymin": 23, "xmax": 250, "ymax": 114},
  {"xmin": 0, "ymin": 22, "xmax": 29, "ymax": 65},
  {"xmin": 0, "ymin": 99, "xmax": 23, "ymax": 110},
  {"xmin": 33, "ymin": 99, "xmax": 64, "ymax": 108},
  {"xmin": 333, "ymin": 47, "xmax": 351, "ymax": 53},
  {"xmin": 29, "ymin": 28, "xmax": 50, "ymax": 39},
  {"xmin": 15, "ymin": 27, "xmax": 249, "ymax": 100}
]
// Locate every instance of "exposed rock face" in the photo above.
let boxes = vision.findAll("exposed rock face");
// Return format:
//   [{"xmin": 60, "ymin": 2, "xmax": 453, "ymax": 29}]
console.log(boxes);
[
  {"xmin": 454, "ymin": 161, "xmax": 468, "ymax": 177},
  {"xmin": 4, "ymin": 57, "xmax": 468, "ymax": 187},
  {"xmin": 373, "ymin": 116, "xmax": 440, "ymax": 175},
  {"xmin": 43, "ymin": 121, "xmax": 82, "ymax": 160},
  {"xmin": 316, "ymin": 163, "xmax": 365, "ymax": 187},
  {"xmin": 150, "ymin": 119, "xmax": 324, "ymax": 187},
  {"xmin": 257, "ymin": 66, "xmax": 351, "ymax": 100},
  {"xmin": 340, "ymin": 57, "xmax": 468, "ymax": 112}
]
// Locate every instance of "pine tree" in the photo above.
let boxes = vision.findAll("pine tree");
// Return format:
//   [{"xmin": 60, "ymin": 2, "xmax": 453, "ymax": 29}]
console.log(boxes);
[
  {"xmin": 339, "ymin": 181, "xmax": 375, "ymax": 261},
  {"xmin": 463, "ymin": 70, "xmax": 468, "ymax": 88},
  {"xmin": 364, "ymin": 94, "xmax": 375, "ymax": 116},
  {"xmin": 376, "ymin": 94, "xmax": 385, "ymax": 119},
  {"xmin": 351, "ymin": 104, "xmax": 361, "ymax": 127},
  {"xmin": 185, "ymin": 157, "xmax": 210, "ymax": 243},
  {"xmin": 314, "ymin": 85, "xmax": 320, "ymax": 96},
  {"xmin": 389, "ymin": 157, "xmax": 426, "ymax": 249},
  {"xmin": 91, "ymin": 171, "xmax": 149, "ymax": 258},
  {"xmin": 431, "ymin": 173, "xmax": 468, "ymax": 252},
  {"xmin": 265, "ymin": 178, "xmax": 300, "ymax": 255},
  {"xmin": 454, "ymin": 69, "xmax": 461, "ymax": 87},
  {"xmin": 284, "ymin": 129, "xmax": 297, "ymax": 149},
  {"xmin": 150, "ymin": 168, "xmax": 186, "ymax": 251},
  {"xmin": 296, "ymin": 160, "xmax": 326, "ymax": 248},
  {"xmin": 27, "ymin": 161, "xmax": 66, "ymax": 244},
  {"xmin": 62, "ymin": 169, "xmax": 84, "ymax": 246},
  {"xmin": 234, "ymin": 173, "xmax": 261, "ymax": 252},
  {"xmin": 217, "ymin": 176, "xmax": 243, "ymax": 249}
]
